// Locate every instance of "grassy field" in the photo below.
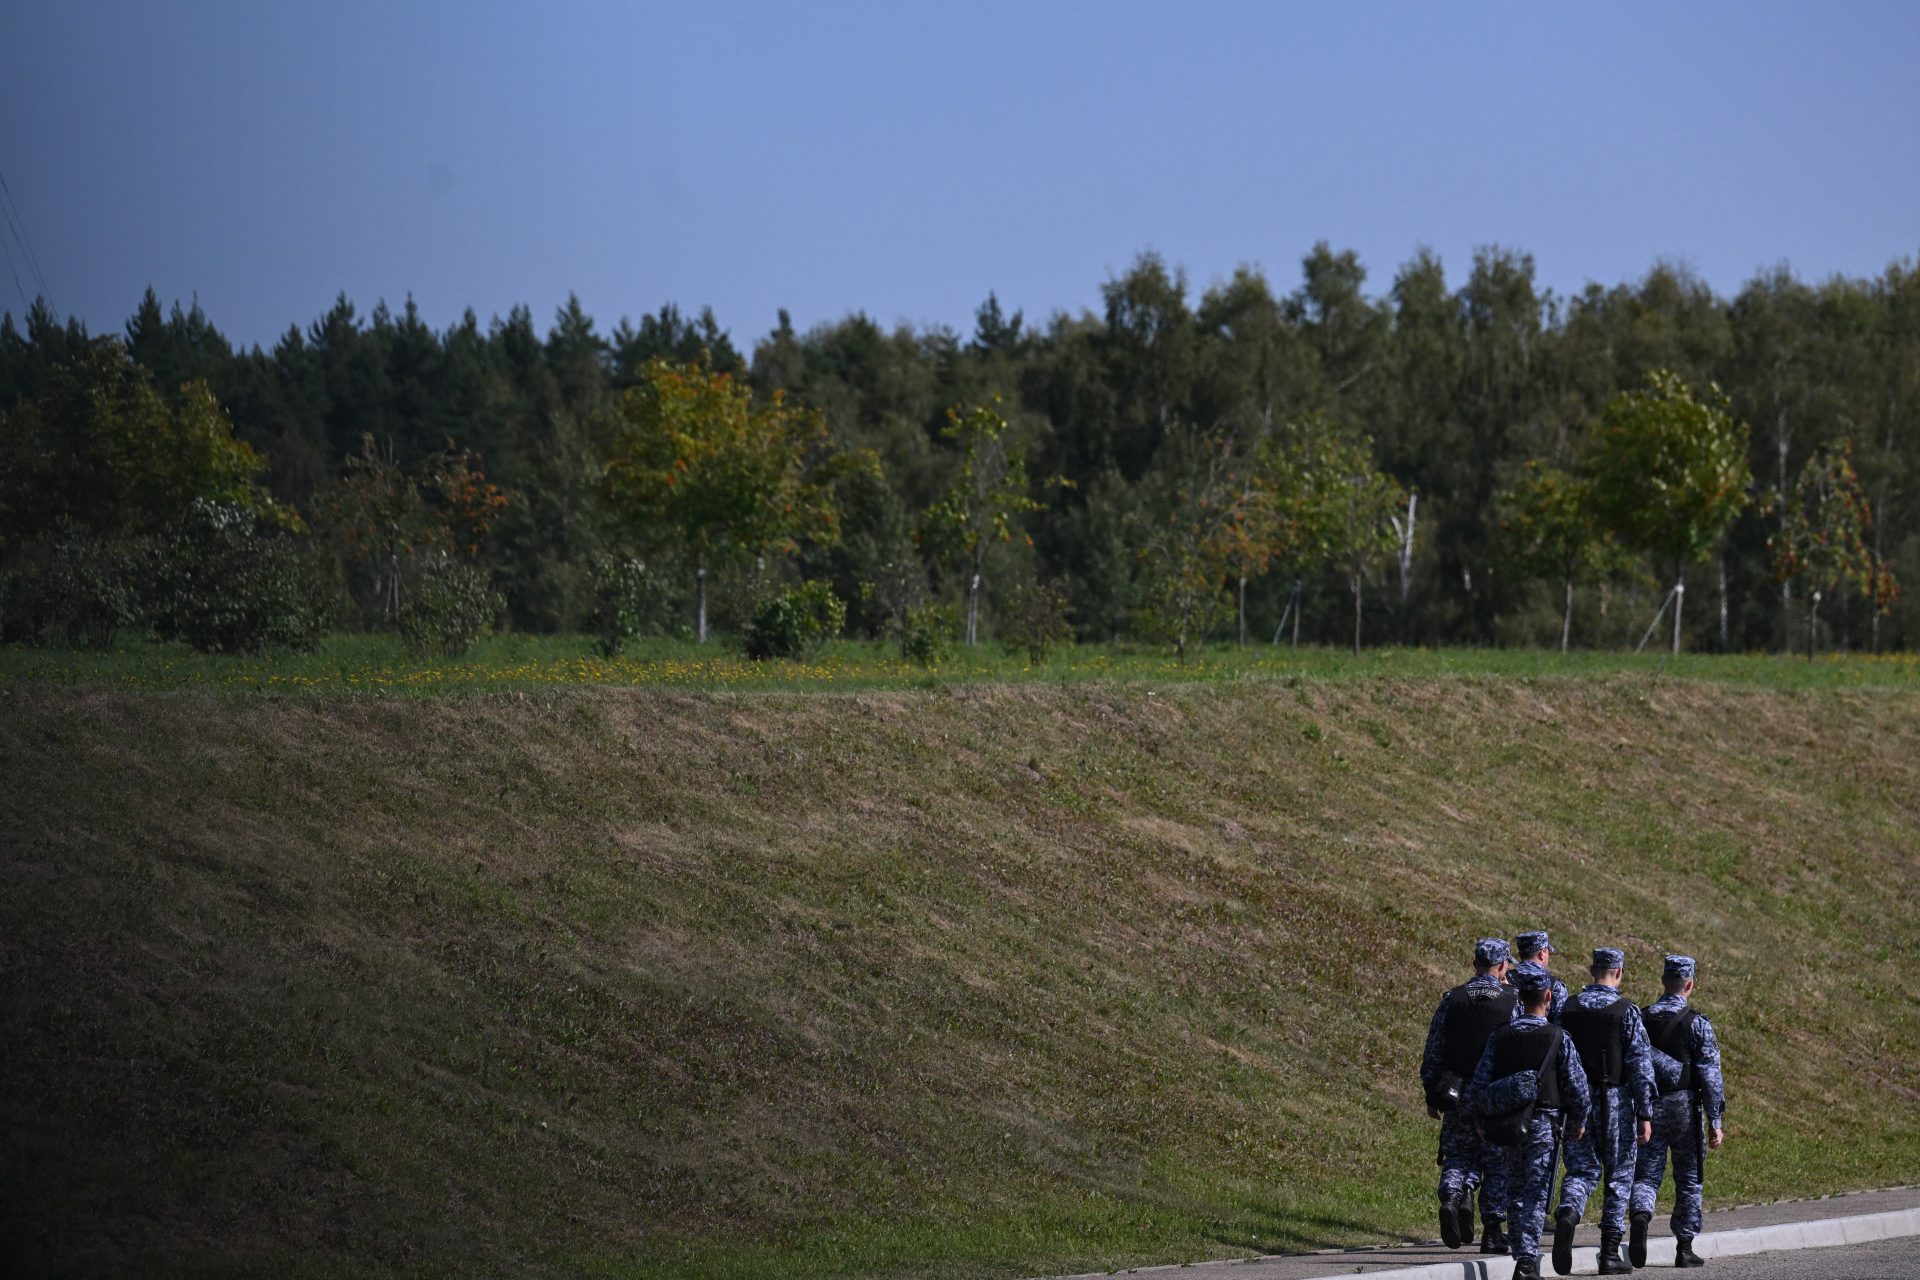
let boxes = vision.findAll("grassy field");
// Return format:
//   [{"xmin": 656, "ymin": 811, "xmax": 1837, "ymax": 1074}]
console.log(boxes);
[
  {"xmin": 7, "ymin": 631, "xmax": 1920, "ymax": 693},
  {"xmin": 3, "ymin": 664, "xmax": 1918, "ymax": 1278}
]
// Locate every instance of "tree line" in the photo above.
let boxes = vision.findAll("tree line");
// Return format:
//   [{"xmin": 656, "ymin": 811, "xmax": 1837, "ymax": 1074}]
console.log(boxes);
[{"xmin": 2, "ymin": 242, "xmax": 1916, "ymax": 658}]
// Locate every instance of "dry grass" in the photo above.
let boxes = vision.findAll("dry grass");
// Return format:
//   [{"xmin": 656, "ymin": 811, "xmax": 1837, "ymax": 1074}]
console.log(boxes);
[{"xmin": 1, "ymin": 675, "xmax": 1916, "ymax": 1278}]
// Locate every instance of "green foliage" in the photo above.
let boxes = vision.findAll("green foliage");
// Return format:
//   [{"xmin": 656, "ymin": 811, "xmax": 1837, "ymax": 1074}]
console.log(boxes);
[
  {"xmin": 1584, "ymin": 370, "xmax": 1752, "ymax": 568},
  {"xmin": 1052, "ymin": 470, "xmax": 1145, "ymax": 644},
  {"xmin": 1329, "ymin": 446, "xmax": 1405, "ymax": 583},
  {"xmin": 606, "ymin": 359, "xmax": 839, "ymax": 563},
  {"xmin": 0, "ymin": 533, "xmax": 148, "ymax": 649},
  {"xmin": 1000, "ymin": 574, "xmax": 1075, "ymax": 665},
  {"xmin": 9, "ymin": 255, "xmax": 1920, "ymax": 657},
  {"xmin": 1283, "ymin": 423, "xmax": 1408, "ymax": 653},
  {"xmin": 605, "ymin": 357, "xmax": 841, "ymax": 642},
  {"xmin": 741, "ymin": 580, "xmax": 847, "ymax": 661},
  {"xmin": 1501, "ymin": 463, "xmax": 1605, "ymax": 579},
  {"xmin": 397, "ymin": 550, "xmax": 503, "ymax": 658},
  {"xmin": 1581, "ymin": 370, "xmax": 1752, "ymax": 652},
  {"xmin": 921, "ymin": 399, "xmax": 1044, "ymax": 562},
  {"xmin": 589, "ymin": 555, "xmax": 682, "ymax": 656},
  {"xmin": 1257, "ymin": 414, "xmax": 1356, "ymax": 577},
  {"xmin": 1771, "ymin": 440, "xmax": 1900, "ymax": 656},
  {"xmin": 320, "ymin": 434, "xmax": 510, "ymax": 627},
  {"xmin": 152, "ymin": 500, "xmax": 330, "ymax": 654},
  {"xmin": 894, "ymin": 603, "xmax": 950, "ymax": 666},
  {"xmin": 859, "ymin": 558, "xmax": 947, "ymax": 664},
  {"xmin": 920, "ymin": 397, "xmax": 1045, "ymax": 644},
  {"xmin": 0, "ymin": 340, "xmax": 283, "ymax": 559},
  {"xmin": 1133, "ymin": 425, "xmax": 1266, "ymax": 661},
  {"xmin": 1499, "ymin": 461, "xmax": 1632, "ymax": 647},
  {"xmin": 817, "ymin": 452, "xmax": 913, "ymax": 639}
]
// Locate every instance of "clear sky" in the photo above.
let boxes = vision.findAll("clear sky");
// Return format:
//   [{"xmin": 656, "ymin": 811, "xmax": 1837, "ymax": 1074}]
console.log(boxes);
[{"xmin": 3, "ymin": 1, "xmax": 1916, "ymax": 350}]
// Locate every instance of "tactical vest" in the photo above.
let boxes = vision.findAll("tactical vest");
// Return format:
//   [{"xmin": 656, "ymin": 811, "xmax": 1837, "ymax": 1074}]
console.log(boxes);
[
  {"xmin": 1644, "ymin": 1006, "xmax": 1700, "ymax": 1094},
  {"xmin": 1562, "ymin": 996, "xmax": 1632, "ymax": 1088},
  {"xmin": 1441, "ymin": 984, "xmax": 1518, "ymax": 1077},
  {"xmin": 1488, "ymin": 1022, "xmax": 1562, "ymax": 1110}
]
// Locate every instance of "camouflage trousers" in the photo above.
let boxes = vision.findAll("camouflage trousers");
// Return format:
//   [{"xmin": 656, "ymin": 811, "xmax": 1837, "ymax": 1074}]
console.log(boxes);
[
  {"xmin": 1437, "ymin": 1108, "xmax": 1507, "ymax": 1226},
  {"xmin": 1560, "ymin": 1084, "xmax": 1638, "ymax": 1235},
  {"xmin": 1632, "ymin": 1090, "xmax": 1705, "ymax": 1238},
  {"xmin": 1498, "ymin": 1109, "xmax": 1564, "ymax": 1264}
]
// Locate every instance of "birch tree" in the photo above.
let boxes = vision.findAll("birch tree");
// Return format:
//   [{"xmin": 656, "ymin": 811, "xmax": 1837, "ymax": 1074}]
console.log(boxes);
[
  {"xmin": 1328, "ymin": 435, "xmax": 1405, "ymax": 656},
  {"xmin": 920, "ymin": 397, "xmax": 1042, "ymax": 646}
]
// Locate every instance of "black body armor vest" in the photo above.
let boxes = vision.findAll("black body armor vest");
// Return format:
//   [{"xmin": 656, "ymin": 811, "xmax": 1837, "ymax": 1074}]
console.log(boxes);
[
  {"xmin": 1489, "ymin": 1022, "xmax": 1562, "ymax": 1110},
  {"xmin": 1442, "ymin": 984, "xmax": 1518, "ymax": 1077},
  {"xmin": 1563, "ymin": 996, "xmax": 1631, "ymax": 1087},
  {"xmin": 1644, "ymin": 1006, "xmax": 1700, "ymax": 1094}
]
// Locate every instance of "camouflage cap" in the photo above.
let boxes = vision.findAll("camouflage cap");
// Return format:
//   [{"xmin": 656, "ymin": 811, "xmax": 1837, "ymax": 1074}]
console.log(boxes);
[
  {"xmin": 1515, "ymin": 929, "xmax": 1557, "ymax": 956},
  {"xmin": 1664, "ymin": 954, "xmax": 1696, "ymax": 980},
  {"xmin": 1591, "ymin": 947, "xmax": 1625, "ymax": 970},
  {"xmin": 1475, "ymin": 937, "xmax": 1512, "ymax": 967},
  {"xmin": 1511, "ymin": 961, "xmax": 1553, "ymax": 992}
]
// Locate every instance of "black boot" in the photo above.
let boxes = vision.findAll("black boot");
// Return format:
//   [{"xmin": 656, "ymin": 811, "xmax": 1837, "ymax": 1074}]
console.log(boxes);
[
  {"xmin": 1674, "ymin": 1236, "xmax": 1704, "ymax": 1267},
  {"xmin": 1599, "ymin": 1231, "xmax": 1633, "ymax": 1274},
  {"xmin": 1440, "ymin": 1193, "xmax": 1464, "ymax": 1248},
  {"xmin": 1457, "ymin": 1193, "xmax": 1477, "ymax": 1246},
  {"xmin": 1629, "ymin": 1211, "xmax": 1651, "ymax": 1268},
  {"xmin": 1552, "ymin": 1206, "xmax": 1578, "ymax": 1275},
  {"xmin": 1551, "ymin": 1205, "xmax": 1582, "ymax": 1274},
  {"xmin": 1480, "ymin": 1220, "xmax": 1509, "ymax": 1254},
  {"xmin": 1512, "ymin": 1256, "xmax": 1543, "ymax": 1280}
]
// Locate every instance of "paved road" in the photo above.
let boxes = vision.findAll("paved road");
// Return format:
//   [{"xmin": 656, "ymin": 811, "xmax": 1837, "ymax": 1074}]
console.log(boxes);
[
  {"xmin": 1045, "ymin": 1186, "xmax": 1920, "ymax": 1279},
  {"xmin": 1697, "ymin": 1234, "xmax": 1918, "ymax": 1277}
]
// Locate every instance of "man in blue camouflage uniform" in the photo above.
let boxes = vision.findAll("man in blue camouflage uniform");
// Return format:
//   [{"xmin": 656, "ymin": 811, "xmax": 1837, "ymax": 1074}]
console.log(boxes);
[
  {"xmin": 1422, "ymin": 938, "xmax": 1518, "ymax": 1253},
  {"xmin": 1514, "ymin": 929, "xmax": 1570, "ymax": 1024},
  {"xmin": 1630, "ymin": 955, "xmax": 1726, "ymax": 1269},
  {"xmin": 1552, "ymin": 947, "xmax": 1656, "ymax": 1275},
  {"xmin": 1464, "ymin": 963, "xmax": 1591, "ymax": 1280}
]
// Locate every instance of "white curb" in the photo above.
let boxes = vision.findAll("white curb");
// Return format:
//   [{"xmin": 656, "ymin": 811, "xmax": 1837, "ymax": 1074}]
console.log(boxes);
[{"xmin": 1280, "ymin": 1206, "xmax": 1920, "ymax": 1279}]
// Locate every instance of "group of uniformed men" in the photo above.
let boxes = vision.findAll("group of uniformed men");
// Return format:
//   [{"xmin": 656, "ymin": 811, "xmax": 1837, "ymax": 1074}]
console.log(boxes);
[{"xmin": 1420, "ymin": 930, "xmax": 1727, "ymax": 1279}]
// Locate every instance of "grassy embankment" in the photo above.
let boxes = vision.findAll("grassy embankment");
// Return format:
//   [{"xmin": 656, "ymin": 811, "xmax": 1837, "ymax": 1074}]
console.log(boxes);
[
  {"xmin": 3, "ymin": 656, "xmax": 1918, "ymax": 1278},
  {"xmin": 8, "ymin": 631, "xmax": 1920, "ymax": 693}
]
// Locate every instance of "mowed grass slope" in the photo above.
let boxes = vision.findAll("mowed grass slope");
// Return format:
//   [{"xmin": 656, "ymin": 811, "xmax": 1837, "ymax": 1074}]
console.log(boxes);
[{"xmin": 2, "ymin": 677, "xmax": 1917, "ymax": 1278}]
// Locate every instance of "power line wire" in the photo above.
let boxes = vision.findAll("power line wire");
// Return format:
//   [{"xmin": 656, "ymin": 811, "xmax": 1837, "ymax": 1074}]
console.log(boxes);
[
  {"xmin": 0, "ymin": 168, "xmax": 57, "ymax": 319},
  {"xmin": 0, "ymin": 229, "xmax": 30, "ymax": 315},
  {"xmin": 0, "ymin": 169, "xmax": 53, "ymax": 302},
  {"xmin": 0, "ymin": 215, "xmax": 53, "ymax": 314},
  {"xmin": 0, "ymin": 202, "xmax": 48, "ymax": 315}
]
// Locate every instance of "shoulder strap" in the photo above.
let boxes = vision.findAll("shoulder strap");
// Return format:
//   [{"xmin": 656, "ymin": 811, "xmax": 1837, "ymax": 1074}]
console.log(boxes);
[
  {"xmin": 1652, "ymin": 1006, "xmax": 1699, "ymax": 1052},
  {"xmin": 1645, "ymin": 1005, "xmax": 1699, "ymax": 1092}
]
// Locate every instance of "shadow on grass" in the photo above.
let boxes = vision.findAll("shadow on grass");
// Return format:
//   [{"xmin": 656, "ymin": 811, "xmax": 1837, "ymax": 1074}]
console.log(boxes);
[{"xmin": 1207, "ymin": 1204, "xmax": 1426, "ymax": 1255}]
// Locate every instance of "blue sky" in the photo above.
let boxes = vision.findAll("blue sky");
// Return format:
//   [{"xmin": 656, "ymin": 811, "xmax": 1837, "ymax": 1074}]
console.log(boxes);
[{"xmin": 3, "ymin": 1, "xmax": 1916, "ymax": 349}]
